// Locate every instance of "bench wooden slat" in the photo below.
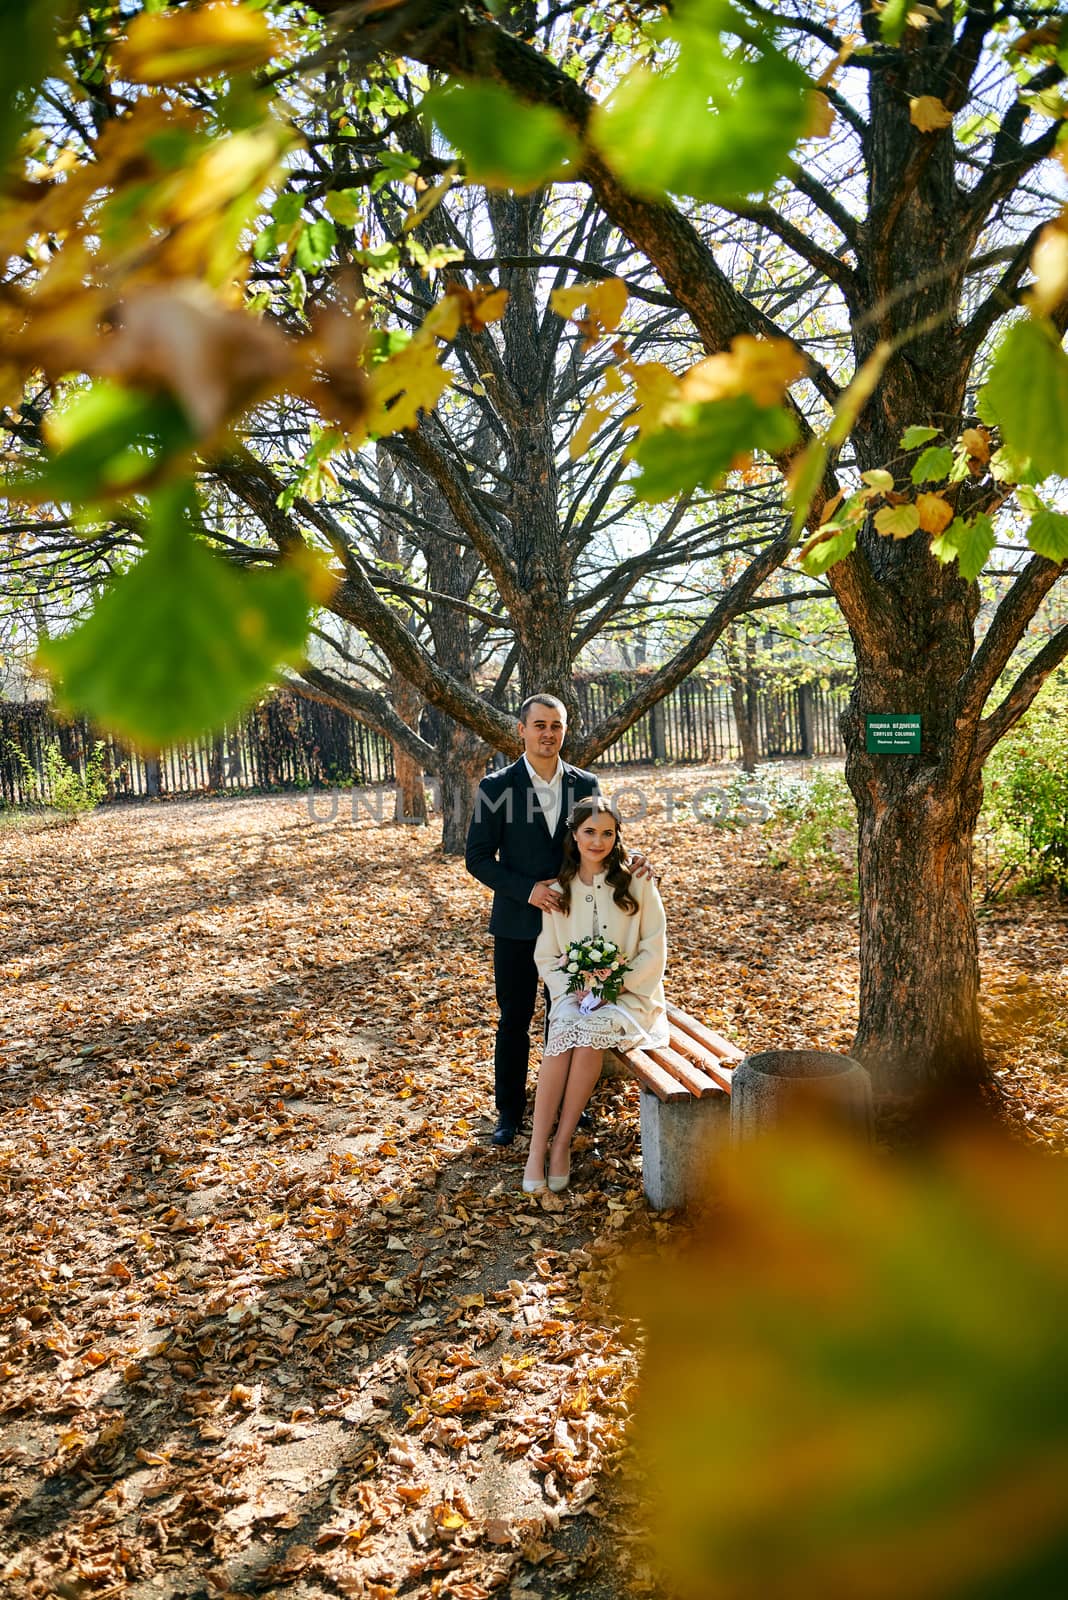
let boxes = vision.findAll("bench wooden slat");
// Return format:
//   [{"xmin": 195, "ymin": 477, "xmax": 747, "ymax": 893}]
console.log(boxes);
[
  {"xmin": 666, "ymin": 1024, "xmax": 736, "ymax": 1093},
  {"xmin": 609, "ymin": 1046, "xmax": 690, "ymax": 1103},
  {"xmin": 645, "ymin": 1042, "xmax": 722, "ymax": 1098},
  {"xmin": 667, "ymin": 1004, "xmax": 744, "ymax": 1064}
]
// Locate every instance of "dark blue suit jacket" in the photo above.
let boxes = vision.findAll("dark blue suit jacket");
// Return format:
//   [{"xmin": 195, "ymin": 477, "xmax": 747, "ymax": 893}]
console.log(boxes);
[{"xmin": 465, "ymin": 758, "xmax": 598, "ymax": 939}]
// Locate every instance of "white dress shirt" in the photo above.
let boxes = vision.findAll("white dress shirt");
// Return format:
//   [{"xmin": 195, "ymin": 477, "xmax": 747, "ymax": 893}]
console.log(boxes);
[{"xmin": 523, "ymin": 754, "xmax": 564, "ymax": 837}]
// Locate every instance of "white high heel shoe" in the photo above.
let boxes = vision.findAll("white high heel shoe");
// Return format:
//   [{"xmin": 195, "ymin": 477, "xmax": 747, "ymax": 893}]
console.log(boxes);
[{"xmin": 546, "ymin": 1150, "xmax": 570, "ymax": 1192}]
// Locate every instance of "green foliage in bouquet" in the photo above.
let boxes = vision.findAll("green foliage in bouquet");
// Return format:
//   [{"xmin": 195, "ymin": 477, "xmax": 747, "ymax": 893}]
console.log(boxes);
[{"xmin": 561, "ymin": 935, "xmax": 631, "ymax": 1005}]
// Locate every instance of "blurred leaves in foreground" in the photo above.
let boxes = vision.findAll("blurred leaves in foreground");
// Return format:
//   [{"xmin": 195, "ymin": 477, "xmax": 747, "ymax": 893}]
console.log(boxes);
[
  {"xmin": 622, "ymin": 1126, "xmax": 1068, "ymax": 1600},
  {"xmin": 36, "ymin": 484, "xmax": 332, "ymax": 748}
]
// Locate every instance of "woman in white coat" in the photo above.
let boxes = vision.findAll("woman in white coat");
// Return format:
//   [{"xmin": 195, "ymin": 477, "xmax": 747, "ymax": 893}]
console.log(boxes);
[{"xmin": 522, "ymin": 798, "xmax": 668, "ymax": 1194}]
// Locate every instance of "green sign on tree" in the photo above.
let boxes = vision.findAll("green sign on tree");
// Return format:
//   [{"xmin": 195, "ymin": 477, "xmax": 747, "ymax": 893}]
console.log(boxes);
[{"xmin": 865, "ymin": 716, "xmax": 922, "ymax": 755}]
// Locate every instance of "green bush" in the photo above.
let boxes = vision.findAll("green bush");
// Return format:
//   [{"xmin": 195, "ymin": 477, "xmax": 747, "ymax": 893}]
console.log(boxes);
[
  {"xmin": 721, "ymin": 763, "xmax": 857, "ymax": 893},
  {"xmin": 981, "ymin": 672, "xmax": 1068, "ymax": 895},
  {"xmin": 7, "ymin": 737, "xmax": 111, "ymax": 819}
]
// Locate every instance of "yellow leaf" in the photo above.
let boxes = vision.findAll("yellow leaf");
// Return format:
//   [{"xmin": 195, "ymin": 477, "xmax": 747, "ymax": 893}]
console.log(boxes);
[
  {"xmin": 916, "ymin": 492, "xmax": 954, "ymax": 534},
  {"xmin": 805, "ymin": 92, "xmax": 836, "ymax": 139},
  {"xmin": 472, "ymin": 286, "xmax": 509, "ymax": 326},
  {"xmin": 680, "ymin": 335, "xmax": 806, "ymax": 409},
  {"xmin": 960, "ymin": 426, "xmax": 991, "ymax": 466},
  {"xmin": 550, "ymin": 277, "xmax": 629, "ymax": 343},
  {"xmin": 625, "ymin": 359, "xmax": 680, "ymax": 441},
  {"xmin": 874, "ymin": 503, "xmax": 921, "ymax": 540},
  {"xmin": 909, "ymin": 96, "xmax": 953, "ymax": 133},
  {"xmin": 166, "ymin": 126, "xmax": 290, "ymax": 227},
  {"xmin": 367, "ymin": 339, "xmax": 452, "ymax": 434},
  {"xmin": 1028, "ymin": 221, "xmax": 1068, "ymax": 317},
  {"xmin": 115, "ymin": 2, "xmax": 277, "ymax": 85},
  {"xmin": 402, "ymin": 164, "xmax": 459, "ymax": 234},
  {"xmin": 569, "ymin": 395, "xmax": 613, "ymax": 460},
  {"xmin": 420, "ymin": 297, "xmax": 464, "ymax": 343},
  {"xmin": 860, "ymin": 469, "xmax": 894, "ymax": 494},
  {"xmin": 442, "ymin": 283, "xmax": 509, "ymax": 333}
]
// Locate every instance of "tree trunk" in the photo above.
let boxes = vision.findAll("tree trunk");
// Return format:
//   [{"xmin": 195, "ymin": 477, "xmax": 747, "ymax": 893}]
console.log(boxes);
[
  {"xmin": 725, "ymin": 627, "xmax": 759, "ymax": 773},
  {"xmin": 846, "ymin": 736, "xmax": 986, "ymax": 1106},
  {"xmin": 208, "ymin": 731, "xmax": 225, "ymax": 790},
  {"xmin": 490, "ymin": 192, "xmax": 578, "ymax": 724},
  {"xmin": 390, "ymin": 673, "xmax": 428, "ymax": 824},
  {"xmin": 435, "ymin": 723, "xmax": 486, "ymax": 855}
]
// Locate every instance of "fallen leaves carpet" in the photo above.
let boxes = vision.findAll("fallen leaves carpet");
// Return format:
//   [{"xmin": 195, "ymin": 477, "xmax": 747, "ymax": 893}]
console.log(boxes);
[{"xmin": 1, "ymin": 766, "xmax": 1065, "ymax": 1599}]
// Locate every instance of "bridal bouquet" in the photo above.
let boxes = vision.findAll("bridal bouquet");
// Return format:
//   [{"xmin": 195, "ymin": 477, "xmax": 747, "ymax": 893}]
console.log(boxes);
[{"xmin": 560, "ymin": 935, "xmax": 631, "ymax": 1007}]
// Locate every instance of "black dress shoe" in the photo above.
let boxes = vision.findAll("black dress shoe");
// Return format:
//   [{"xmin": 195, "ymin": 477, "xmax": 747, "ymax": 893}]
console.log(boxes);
[{"xmin": 491, "ymin": 1120, "xmax": 519, "ymax": 1146}]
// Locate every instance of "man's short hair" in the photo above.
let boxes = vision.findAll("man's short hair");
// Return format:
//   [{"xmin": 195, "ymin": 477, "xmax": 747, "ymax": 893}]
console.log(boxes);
[{"xmin": 518, "ymin": 693, "xmax": 567, "ymax": 724}]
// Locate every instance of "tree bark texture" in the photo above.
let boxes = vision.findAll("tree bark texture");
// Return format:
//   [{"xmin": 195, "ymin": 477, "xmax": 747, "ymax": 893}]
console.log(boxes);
[{"xmin": 390, "ymin": 672, "xmax": 427, "ymax": 824}]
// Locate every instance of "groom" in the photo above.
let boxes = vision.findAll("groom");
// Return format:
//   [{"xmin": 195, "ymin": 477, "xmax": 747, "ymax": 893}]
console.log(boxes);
[{"xmin": 465, "ymin": 694, "xmax": 598, "ymax": 1145}]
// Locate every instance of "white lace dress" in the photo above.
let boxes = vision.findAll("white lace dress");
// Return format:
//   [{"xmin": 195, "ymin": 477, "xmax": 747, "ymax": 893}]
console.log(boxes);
[{"xmin": 544, "ymin": 891, "xmax": 663, "ymax": 1056}]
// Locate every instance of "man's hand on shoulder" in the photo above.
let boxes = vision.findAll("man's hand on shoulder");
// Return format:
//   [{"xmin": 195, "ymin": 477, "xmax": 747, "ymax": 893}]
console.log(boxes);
[
  {"xmin": 529, "ymin": 880, "xmax": 564, "ymax": 912},
  {"xmin": 629, "ymin": 853, "xmax": 660, "ymax": 883}
]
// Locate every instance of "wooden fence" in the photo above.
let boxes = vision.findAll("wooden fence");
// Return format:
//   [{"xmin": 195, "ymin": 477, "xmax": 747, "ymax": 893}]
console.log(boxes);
[{"xmin": 1, "ymin": 674, "xmax": 849, "ymax": 806}]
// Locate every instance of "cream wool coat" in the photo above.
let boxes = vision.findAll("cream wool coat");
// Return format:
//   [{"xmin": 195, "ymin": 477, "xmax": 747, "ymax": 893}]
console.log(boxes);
[{"xmin": 534, "ymin": 869, "xmax": 668, "ymax": 1045}]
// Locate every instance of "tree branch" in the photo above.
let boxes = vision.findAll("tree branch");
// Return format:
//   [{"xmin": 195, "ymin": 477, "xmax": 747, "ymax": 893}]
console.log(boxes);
[
  {"xmin": 570, "ymin": 525, "xmax": 796, "ymax": 765},
  {"xmin": 293, "ymin": 667, "xmax": 439, "ymax": 770},
  {"xmin": 955, "ymin": 552, "xmax": 1066, "ymax": 728},
  {"xmin": 392, "ymin": 424, "xmax": 524, "ymax": 614},
  {"xmin": 974, "ymin": 620, "xmax": 1068, "ymax": 765},
  {"xmin": 208, "ymin": 450, "xmax": 520, "ymax": 753}
]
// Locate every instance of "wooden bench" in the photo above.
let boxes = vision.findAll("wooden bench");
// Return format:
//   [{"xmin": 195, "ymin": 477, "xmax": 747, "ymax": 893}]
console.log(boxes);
[{"xmin": 605, "ymin": 1004, "xmax": 744, "ymax": 1209}]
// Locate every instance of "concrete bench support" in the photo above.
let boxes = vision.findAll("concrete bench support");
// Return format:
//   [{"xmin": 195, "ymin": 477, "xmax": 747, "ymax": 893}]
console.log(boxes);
[
  {"xmin": 639, "ymin": 1082, "xmax": 731, "ymax": 1211},
  {"xmin": 610, "ymin": 1006, "xmax": 742, "ymax": 1210}
]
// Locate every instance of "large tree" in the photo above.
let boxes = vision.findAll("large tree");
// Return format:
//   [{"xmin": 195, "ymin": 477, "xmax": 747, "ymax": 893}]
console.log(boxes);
[
  {"xmin": 3, "ymin": 0, "xmax": 1067, "ymax": 1108},
  {"xmin": 313, "ymin": 0, "xmax": 1068, "ymax": 1102}
]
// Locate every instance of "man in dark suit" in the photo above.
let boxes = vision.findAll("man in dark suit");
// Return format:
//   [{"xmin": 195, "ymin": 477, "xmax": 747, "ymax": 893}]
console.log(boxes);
[{"xmin": 465, "ymin": 694, "xmax": 598, "ymax": 1145}]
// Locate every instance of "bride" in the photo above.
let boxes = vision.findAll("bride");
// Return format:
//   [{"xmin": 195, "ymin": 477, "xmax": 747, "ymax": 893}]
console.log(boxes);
[{"xmin": 522, "ymin": 797, "xmax": 668, "ymax": 1194}]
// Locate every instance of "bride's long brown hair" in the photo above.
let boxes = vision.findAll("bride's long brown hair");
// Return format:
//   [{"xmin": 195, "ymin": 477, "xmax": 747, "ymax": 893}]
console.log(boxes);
[{"xmin": 557, "ymin": 798, "xmax": 638, "ymax": 915}]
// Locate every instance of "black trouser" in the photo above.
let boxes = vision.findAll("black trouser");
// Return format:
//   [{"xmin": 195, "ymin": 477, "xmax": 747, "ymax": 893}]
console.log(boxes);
[{"xmin": 492, "ymin": 936, "xmax": 549, "ymax": 1127}]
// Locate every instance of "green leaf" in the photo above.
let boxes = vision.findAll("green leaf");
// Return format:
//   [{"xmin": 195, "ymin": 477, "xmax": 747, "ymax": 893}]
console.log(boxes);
[
  {"xmin": 1027, "ymin": 510, "xmax": 1068, "ymax": 563},
  {"xmin": 878, "ymin": 0, "xmax": 911, "ymax": 45},
  {"xmin": 910, "ymin": 445, "xmax": 954, "ymax": 484},
  {"xmin": 873, "ymin": 503, "xmax": 920, "ymax": 540},
  {"xmin": 589, "ymin": 1, "xmax": 808, "ymax": 204},
  {"xmin": 980, "ymin": 317, "xmax": 1068, "ymax": 481},
  {"xmin": 325, "ymin": 189, "xmax": 363, "ymax": 226},
  {"xmin": 7, "ymin": 382, "xmax": 195, "ymax": 504},
  {"xmin": 899, "ymin": 424, "xmax": 940, "ymax": 450},
  {"xmin": 423, "ymin": 79, "xmax": 579, "ymax": 192},
  {"xmin": 271, "ymin": 192, "xmax": 304, "ymax": 228},
  {"xmin": 632, "ymin": 396, "xmax": 799, "ymax": 502},
  {"xmin": 799, "ymin": 525, "xmax": 857, "ymax": 578},
  {"xmin": 788, "ymin": 440, "xmax": 828, "ymax": 537},
  {"xmin": 860, "ymin": 469, "xmax": 895, "ymax": 493},
  {"xmin": 294, "ymin": 216, "xmax": 337, "ymax": 271},
  {"xmin": 930, "ymin": 513, "xmax": 995, "ymax": 581},
  {"xmin": 35, "ymin": 483, "xmax": 317, "ymax": 747},
  {"xmin": 251, "ymin": 223, "xmax": 278, "ymax": 260},
  {"xmin": 0, "ymin": 2, "xmax": 70, "ymax": 173}
]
